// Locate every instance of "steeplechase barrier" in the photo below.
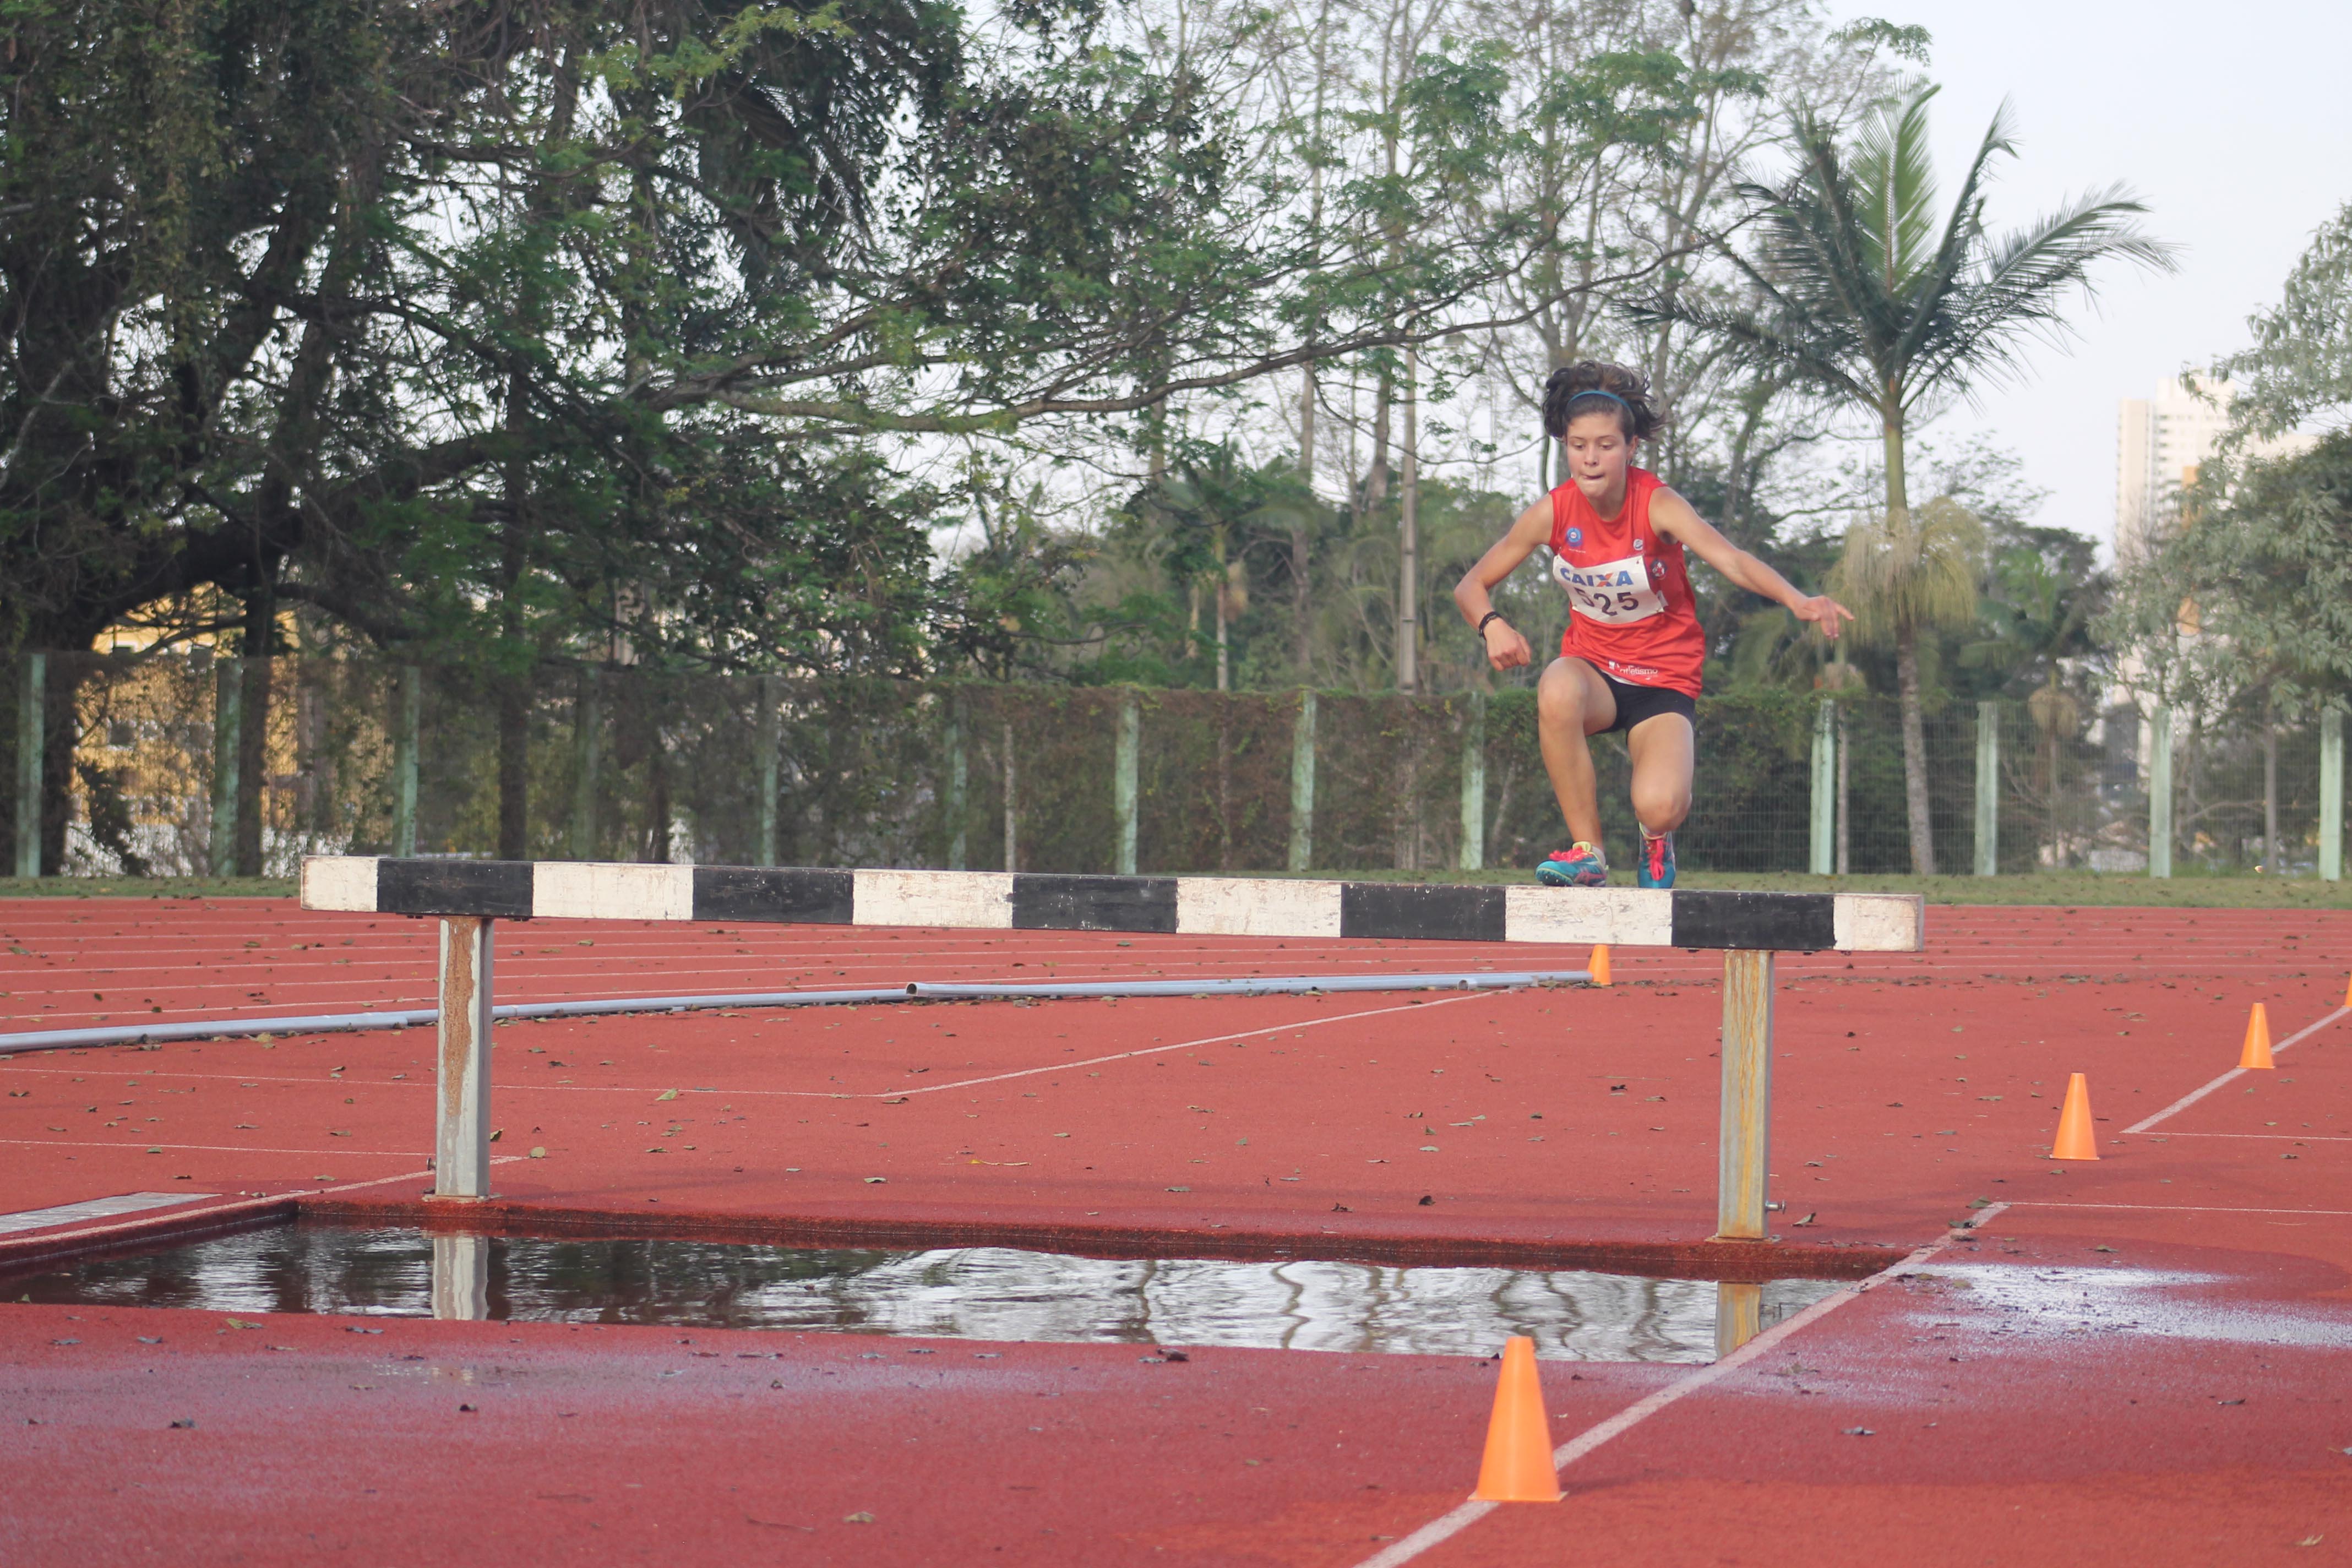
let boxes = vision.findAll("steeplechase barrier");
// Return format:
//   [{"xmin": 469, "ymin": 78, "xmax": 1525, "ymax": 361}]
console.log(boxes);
[{"xmin": 301, "ymin": 857, "xmax": 1925, "ymax": 1245}]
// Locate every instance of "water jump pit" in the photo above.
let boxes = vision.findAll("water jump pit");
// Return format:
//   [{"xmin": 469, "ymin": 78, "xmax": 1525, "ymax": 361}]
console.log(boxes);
[{"xmin": 4, "ymin": 1216, "xmax": 1850, "ymax": 1364}]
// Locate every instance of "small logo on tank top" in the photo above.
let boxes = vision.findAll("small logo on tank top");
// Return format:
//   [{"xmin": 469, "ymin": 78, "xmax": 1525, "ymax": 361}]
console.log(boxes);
[
  {"xmin": 1565, "ymin": 527, "xmax": 1583, "ymax": 547},
  {"xmin": 1649, "ymin": 559, "xmax": 1667, "ymax": 581},
  {"xmin": 1632, "ymin": 537, "xmax": 1644, "ymax": 550}
]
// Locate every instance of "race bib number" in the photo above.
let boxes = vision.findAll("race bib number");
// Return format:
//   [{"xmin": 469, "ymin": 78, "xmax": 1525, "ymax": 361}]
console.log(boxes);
[{"xmin": 1552, "ymin": 551, "xmax": 1666, "ymax": 624}]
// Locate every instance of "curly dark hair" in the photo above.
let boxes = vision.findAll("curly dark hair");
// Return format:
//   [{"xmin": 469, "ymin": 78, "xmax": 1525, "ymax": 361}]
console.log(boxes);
[{"xmin": 1540, "ymin": 361, "xmax": 1664, "ymax": 442}]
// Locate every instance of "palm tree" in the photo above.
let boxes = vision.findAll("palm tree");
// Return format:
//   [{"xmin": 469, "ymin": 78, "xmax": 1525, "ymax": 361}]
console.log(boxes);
[
  {"xmin": 1143, "ymin": 443, "xmax": 1317, "ymax": 691},
  {"xmin": 1649, "ymin": 85, "xmax": 2173, "ymax": 874},
  {"xmin": 1830, "ymin": 497, "xmax": 1980, "ymax": 872},
  {"xmin": 1963, "ymin": 538, "xmax": 2108, "ymax": 868}
]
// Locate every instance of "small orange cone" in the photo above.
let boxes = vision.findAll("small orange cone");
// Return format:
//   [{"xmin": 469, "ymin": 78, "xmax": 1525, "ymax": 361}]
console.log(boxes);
[
  {"xmin": 2050, "ymin": 1072, "xmax": 2099, "ymax": 1161},
  {"xmin": 2342, "ymin": 971, "xmax": 2351, "ymax": 1008},
  {"xmin": 1471, "ymin": 1336, "xmax": 1561, "ymax": 1502},
  {"xmin": 2239, "ymin": 1004, "xmax": 2274, "ymax": 1070},
  {"xmin": 1588, "ymin": 945, "xmax": 1612, "ymax": 988}
]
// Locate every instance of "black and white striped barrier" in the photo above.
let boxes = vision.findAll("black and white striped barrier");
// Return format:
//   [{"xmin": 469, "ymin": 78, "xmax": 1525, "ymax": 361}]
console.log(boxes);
[
  {"xmin": 302, "ymin": 857, "xmax": 1924, "ymax": 1241},
  {"xmin": 302, "ymin": 857, "xmax": 1923, "ymax": 951}
]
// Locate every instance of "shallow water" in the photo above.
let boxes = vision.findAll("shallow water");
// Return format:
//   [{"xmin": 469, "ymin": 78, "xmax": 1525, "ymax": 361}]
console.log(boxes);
[{"xmin": 6, "ymin": 1222, "xmax": 1839, "ymax": 1362}]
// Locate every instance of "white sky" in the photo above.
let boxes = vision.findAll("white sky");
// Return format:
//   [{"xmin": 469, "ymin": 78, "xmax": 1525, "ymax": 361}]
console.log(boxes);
[{"xmin": 1820, "ymin": 0, "xmax": 2352, "ymax": 556}]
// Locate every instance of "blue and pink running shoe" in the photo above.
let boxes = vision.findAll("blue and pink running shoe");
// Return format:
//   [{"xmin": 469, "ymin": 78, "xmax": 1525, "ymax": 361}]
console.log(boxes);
[
  {"xmin": 1536, "ymin": 841, "xmax": 1609, "ymax": 887},
  {"xmin": 1637, "ymin": 830, "xmax": 1676, "ymax": 889}
]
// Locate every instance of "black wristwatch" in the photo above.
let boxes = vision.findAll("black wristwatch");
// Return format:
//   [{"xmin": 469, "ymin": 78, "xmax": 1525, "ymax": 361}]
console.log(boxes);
[{"xmin": 1477, "ymin": 609, "xmax": 1509, "ymax": 638}]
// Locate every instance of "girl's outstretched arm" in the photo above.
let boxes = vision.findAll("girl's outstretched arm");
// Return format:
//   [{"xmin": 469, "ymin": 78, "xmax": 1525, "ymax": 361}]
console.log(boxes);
[
  {"xmin": 1650, "ymin": 489, "xmax": 1855, "ymax": 640},
  {"xmin": 1453, "ymin": 499, "xmax": 1554, "ymax": 671}
]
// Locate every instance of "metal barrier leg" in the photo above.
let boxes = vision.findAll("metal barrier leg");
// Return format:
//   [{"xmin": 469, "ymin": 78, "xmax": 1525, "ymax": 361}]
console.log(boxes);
[
  {"xmin": 433, "ymin": 916, "xmax": 495, "ymax": 1200},
  {"xmin": 1714, "ymin": 948, "xmax": 1773, "ymax": 1242},
  {"xmin": 1713, "ymin": 1281, "xmax": 1762, "ymax": 1357}
]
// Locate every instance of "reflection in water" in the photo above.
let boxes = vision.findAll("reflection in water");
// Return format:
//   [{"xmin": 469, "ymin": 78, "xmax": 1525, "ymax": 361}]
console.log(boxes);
[
  {"xmin": 10, "ymin": 1224, "xmax": 1842, "ymax": 1364},
  {"xmin": 432, "ymin": 1234, "xmax": 490, "ymax": 1321},
  {"xmin": 1714, "ymin": 1281, "xmax": 1763, "ymax": 1357}
]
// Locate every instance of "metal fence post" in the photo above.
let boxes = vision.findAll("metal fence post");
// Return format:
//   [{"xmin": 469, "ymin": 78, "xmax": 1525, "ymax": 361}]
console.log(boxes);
[
  {"xmin": 1715, "ymin": 949, "xmax": 1774, "ymax": 1242},
  {"xmin": 2148, "ymin": 703, "xmax": 2174, "ymax": 879},
  {"xmin": 1458, "ymin": 693, "xmax": 1485, "ymax": 872},
  {"xmin": 14, "ymin": 654, "xmax": 43, "ymax": 878},
  {"xmin": 432, "ymin": 915, "xmax": 496, "ymax": 1200},
  {"xmin": 756, "ymin": 674, "xmax": 781, "ymax": 867},
  {"xmin": 391, "ymin": 667, "xmax": 420, "ymax": 858},
  {"xmin": 1974, "ymin": 700, "xmax": 2000, "ymax": 876},
  {"xmin": 1288, "ymin": 690, "xmax": 1316, "ymax": 873},
  {"xmin": 211, "ymin": 656, "xmax": 243, "ymax": 877},
  {"xmin": 1114, "ymin": 692, "xmax": 1140, "ymax": 876},
  {"xmin": 2322, "ymin": 708, "xmax": 2344, "ymax": 883},
  {"xmin": 1809, "ymin": 699, "xmax": 1835, "ymax": 876},
  {"xmin": 945, "ymin": 697, "xmax": 967, "ymax": 872},
  {"xmin": 571, "ymin": 667, "xmax": 601, "ymax": 861},
  {"xmin": 1000, "ymin": 719, "xmax": 1017, "ymax": 873},
  {"xmin": 1836, "ymin": 706, "xmax": 1850, "ymax": 876}
]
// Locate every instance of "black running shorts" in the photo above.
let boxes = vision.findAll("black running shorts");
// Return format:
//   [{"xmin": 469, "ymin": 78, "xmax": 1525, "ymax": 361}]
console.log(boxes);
[{"xmin": 1595, "ymin": 669, "xmax": 1696, "ymax": 736}]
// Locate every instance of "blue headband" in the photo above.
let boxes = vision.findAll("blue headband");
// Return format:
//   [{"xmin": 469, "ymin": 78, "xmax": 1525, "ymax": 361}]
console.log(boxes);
[{"xmin": 1567, "ymin": 389, "xmax": 1629, "ymax": 409}]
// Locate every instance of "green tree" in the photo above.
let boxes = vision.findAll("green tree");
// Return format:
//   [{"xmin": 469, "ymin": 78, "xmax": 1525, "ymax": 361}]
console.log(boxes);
[
  {"xmin": 2215, "ymin": 201, "xmax": 2352, "ymax": 440},
  {"xmin": 1962, "ymin": 524, "xmax": 2106, "ymax": 698},
  {"xmin": 1647, "ymin": 84, "xmax": 2170, "ymax": 873},
  {"xmin": 2117, "ymin": 434, "xmax": 2352, "ymax": 710},
  {"xmin": 1118, "ymin": 442, "xmax": 1323, "ymax": 691},
  {"xmin": 2108, "ymin": 206, "xmax": 2352, "ymax": 727},
  {"xmin": 3, "ymin": 0, "xmax": 1618, "ymax": 860}
]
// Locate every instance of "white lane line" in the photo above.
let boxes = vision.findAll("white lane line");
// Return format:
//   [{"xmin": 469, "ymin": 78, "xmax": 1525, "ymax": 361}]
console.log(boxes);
[
  {"xmin": 0, "ymin": 1138, "xmax": 427, "ymax": 1157},
  {"xmin": 2007, "ymin": 1200, "xmax": 2352, "ymax": 1216},
  {"xmin": 0, "ymin": 1067, "xmax": 412, "ymax": 1085},
  {"xmin": 2154, "ymin": 1132, "xmax": 2352, "ymax": 1142},
  {"xmin": 844, "ymin": 994, "xmax": 1476, "ymax": 1099},
  {"xmin": 0, "ymin": 1192, "xmax": 217, "ymax": 1234},
  {"xmin": 1348, "ymin": 1205, "xmax": 2010, "ymax": 1568},
  {"xmin": 2123, "ymin": 1005, "xmax": 2351, "ymax": 1134},
  {"xmin": 508, "ymin": 994, "xmax": 1467, "ymax": 1099}
]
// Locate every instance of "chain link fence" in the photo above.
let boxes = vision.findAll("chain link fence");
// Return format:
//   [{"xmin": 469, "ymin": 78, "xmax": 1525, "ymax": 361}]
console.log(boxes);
[{"xmin": 1, "ymin": 651, "xmax": 2341, "ymax": 882}]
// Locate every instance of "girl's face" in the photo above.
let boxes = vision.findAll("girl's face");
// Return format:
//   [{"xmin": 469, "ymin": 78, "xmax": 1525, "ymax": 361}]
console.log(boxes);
[{"xmin": 1562, "ymin": 411, "xmax": 1636, "ymax": 501}]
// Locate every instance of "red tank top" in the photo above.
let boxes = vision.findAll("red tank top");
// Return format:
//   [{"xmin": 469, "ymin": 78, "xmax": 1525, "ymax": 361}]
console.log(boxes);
[{"xmin": 1547, "ymin": 467, "xmax": 1706, "ymax": 696}]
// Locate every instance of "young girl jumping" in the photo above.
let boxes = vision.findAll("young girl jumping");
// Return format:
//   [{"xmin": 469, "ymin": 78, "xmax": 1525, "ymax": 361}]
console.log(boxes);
[{"xmin": 1452, "ymin": 362, "xmax": 1852, "ymax": 888}]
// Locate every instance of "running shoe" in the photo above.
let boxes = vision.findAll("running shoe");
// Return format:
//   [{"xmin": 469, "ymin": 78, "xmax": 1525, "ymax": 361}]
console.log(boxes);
[
  {"xmin": 1536, "ymin": 842, "xmax": 1608, "ymax": 888},
  {"xmin": 1636, "ymin": 831, "xmax": 1676, "ymax": 889}
]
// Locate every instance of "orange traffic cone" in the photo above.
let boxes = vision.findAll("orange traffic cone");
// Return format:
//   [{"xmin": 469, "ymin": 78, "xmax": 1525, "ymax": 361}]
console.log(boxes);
[
  {"xmin": 2050, "ymin": 1072, "xmax": 2099, "ymax": 1161},
  {"xmin": 2342, "ymin": 971, "xmax": 2351, "ymax": 1008},
  {"xmin": 1588, "ymin": 945, "xmax": 1613, "ymax": 988},
  {"xmin": 2239, "ymin": 1004, "xmax": 2274, "ymax": 1070},
  {"xmin": 1471, "ymin": 1336, "xmax": 1561, "ymax": 1502}
]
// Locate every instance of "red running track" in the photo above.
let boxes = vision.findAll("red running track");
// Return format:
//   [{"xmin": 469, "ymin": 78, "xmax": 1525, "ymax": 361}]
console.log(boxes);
[
  {"xmin": 2, "ymin": 897, "xmax": 2343, "ymax": 1032},
  {"xmin": 2, "ymin": 898, "xmax": 2349, "ymax": 1566}
]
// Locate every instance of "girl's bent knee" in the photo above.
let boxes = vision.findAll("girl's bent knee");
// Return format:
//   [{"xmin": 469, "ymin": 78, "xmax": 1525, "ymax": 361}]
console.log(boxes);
[
  {"xmin": 1537, "ymin": 678, "xmax": 1583, "ymax": 722},
  {"xmin": 1633, "ymin": 788, "xmax": 1691, "ymax": 831}
]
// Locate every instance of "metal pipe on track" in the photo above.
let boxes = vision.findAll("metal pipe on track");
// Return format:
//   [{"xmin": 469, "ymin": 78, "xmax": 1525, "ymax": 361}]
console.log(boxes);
[{"xmin": 0, "ymin": 967, "xmax": 1592, "ymax": 1057}]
